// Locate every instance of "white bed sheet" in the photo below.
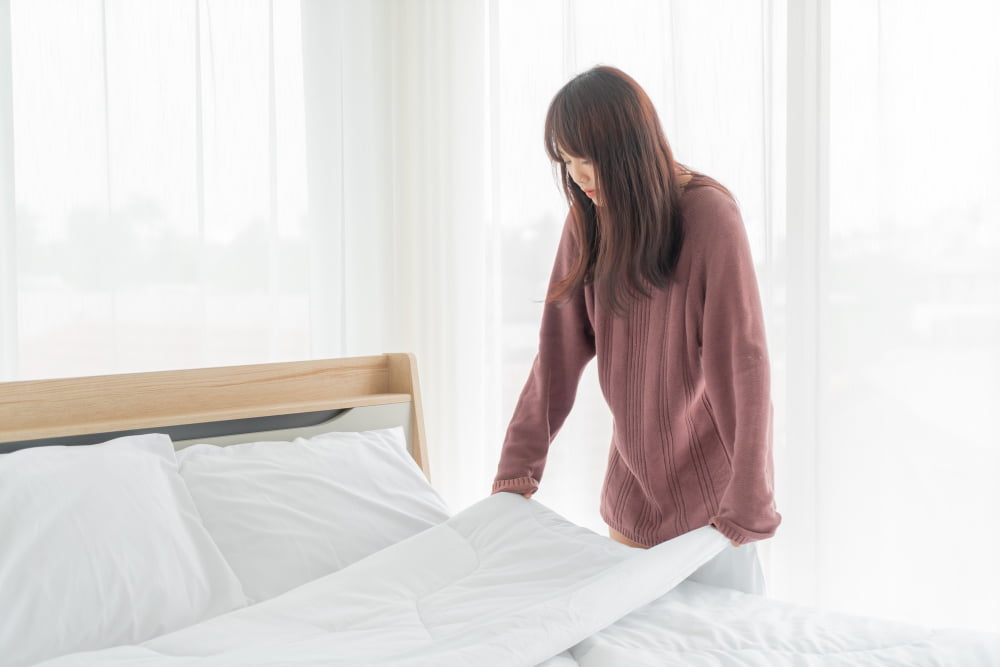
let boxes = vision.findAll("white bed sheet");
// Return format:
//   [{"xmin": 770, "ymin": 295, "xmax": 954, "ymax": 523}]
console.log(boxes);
[
  {"xmin": 546, "ymin": 579, "xmax": 1000, "ymax": 666},
  {"xmin": 37, "ymin": 493, "xmax": 727, "ymax": 667}
]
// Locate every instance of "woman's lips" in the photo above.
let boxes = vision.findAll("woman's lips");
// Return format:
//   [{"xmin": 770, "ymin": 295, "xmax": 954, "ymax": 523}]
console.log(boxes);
[{"xmin": 583, "ymin": 189, "xmax": 596, "ymax": 198}]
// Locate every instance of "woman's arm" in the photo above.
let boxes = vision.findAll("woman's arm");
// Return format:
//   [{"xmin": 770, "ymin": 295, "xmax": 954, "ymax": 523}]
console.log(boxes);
[
  {"xmin": 697, "ymin": 195, "xmax": 781, "ymax": 545},
  {"xmin": 492, "ymin": 215, "xmax": 596, "ymax": 496}
]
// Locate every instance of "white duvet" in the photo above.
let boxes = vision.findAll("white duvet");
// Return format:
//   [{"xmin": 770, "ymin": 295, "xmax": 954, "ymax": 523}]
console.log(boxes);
[
  {"xmin": 38, "ymin": 494, "xmax": 1000, "ymax": 667},
  {"xmin": 551, "ymin": 580, "xmax": 1000, "ymax": 666},
  {"xmin": 37, "ymin": 493, "xmax": 726, "ymax": 666}
]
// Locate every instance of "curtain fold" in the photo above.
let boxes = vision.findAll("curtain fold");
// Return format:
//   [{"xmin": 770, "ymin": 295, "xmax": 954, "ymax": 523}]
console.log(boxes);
[
  {"xmin": 386, "ymin": 0, "xmax": 496, "ymax": 506},
  {"xmin": 300, "ymin": 0, "xmax": 347, "ymax": 358},
  {"xmin": 0, "ymin": 1, "xmax": 16, "ymax": 380}
]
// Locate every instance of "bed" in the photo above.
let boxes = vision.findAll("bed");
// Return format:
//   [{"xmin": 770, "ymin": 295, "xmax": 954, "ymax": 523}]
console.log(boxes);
[{"xmin": 1, "ymin": 353, "xmax": 998, "ymax": 667}]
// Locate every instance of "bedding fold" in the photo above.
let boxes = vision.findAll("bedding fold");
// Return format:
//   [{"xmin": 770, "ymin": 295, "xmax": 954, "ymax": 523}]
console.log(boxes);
[
  {"xmin": 37, "ymin": 493, "xmax": 728, "ymax": 667},
  {"xmin": 562, "ymin": 580, "xmax": 1000, "ymax": 666}
]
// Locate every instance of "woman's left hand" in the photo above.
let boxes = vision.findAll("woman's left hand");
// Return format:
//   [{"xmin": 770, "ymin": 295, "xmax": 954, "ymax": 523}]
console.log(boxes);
[{"xmin": 710, "ymin": 521, "xmax": 742, "ymax": 548}]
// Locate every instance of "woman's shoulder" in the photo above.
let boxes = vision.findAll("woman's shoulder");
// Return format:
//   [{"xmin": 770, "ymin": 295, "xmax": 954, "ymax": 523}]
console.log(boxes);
[{"xmin": 680, "ymin": 176, "xmax": 746, "ymax": 250}]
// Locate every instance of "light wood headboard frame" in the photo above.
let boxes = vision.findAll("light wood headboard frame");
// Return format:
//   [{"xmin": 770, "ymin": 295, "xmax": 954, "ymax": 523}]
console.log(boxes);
[{"xmin": 0, "ymin": 353, "xmax": 429, "ymax": 477}]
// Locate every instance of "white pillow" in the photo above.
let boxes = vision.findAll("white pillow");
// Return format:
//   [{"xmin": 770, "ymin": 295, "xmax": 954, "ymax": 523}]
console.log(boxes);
[
  {"xmin": 0, "ymin": 433, "xmax": 247, "ymax": 667},
  {"xmin": 176, "ymin": 427, "xmax": 450, "ymax": 602}
]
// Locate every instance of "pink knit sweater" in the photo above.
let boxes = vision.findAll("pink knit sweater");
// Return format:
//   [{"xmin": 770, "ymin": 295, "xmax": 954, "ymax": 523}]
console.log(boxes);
[{"xmin": 492, "ymin": 184, "xmax": 781, "ymax": 546}]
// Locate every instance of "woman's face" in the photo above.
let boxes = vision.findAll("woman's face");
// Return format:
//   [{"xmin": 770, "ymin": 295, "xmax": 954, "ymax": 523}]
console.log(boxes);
[{"xmin": 558, "ymin": 147, "xmax": 598, "ymax": 203}]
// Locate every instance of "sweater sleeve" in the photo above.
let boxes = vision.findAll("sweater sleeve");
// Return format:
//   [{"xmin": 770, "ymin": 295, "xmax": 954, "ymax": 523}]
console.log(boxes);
[
  {"xmin": 492, "ymin": 215, "xmax": 596, "ymax": 496},
  {"xmin": 697, "ymin": 196, "xmax": 781, "ymax": 544}
]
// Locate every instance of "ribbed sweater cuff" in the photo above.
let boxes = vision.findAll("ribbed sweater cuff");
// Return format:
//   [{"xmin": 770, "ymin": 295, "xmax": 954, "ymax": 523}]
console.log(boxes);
[
  {"xmin": 491, "ymin": 476, "xmax": 539, "ymax": 496},
  {"xmin": 709, "ymin": 516, "xmax": 775, "ymax": 546}
]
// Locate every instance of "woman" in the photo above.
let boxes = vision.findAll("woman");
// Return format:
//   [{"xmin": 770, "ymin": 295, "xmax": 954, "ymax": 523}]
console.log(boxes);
[{"xmin": 492, "ymin": 66, "xmax": 780, "ymax": 594}]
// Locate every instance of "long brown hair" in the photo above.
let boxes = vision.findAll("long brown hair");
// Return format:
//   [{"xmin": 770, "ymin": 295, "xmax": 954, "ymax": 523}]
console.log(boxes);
[{"xmin": 545, "ymin": 66, "xmax": 702, "ymax": 313}]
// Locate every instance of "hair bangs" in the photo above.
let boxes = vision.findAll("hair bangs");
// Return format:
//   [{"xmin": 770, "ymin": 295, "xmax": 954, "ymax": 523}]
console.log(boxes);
[{"xmin": 544, "ymin": 85, "xmax": 596, "ymax": 162}]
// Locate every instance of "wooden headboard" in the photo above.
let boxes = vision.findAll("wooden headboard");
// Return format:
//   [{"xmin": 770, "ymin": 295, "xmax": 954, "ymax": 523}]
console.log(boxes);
[{"xmin": 0, "ymin": 353, "xmax": 430, "ymax": 478}]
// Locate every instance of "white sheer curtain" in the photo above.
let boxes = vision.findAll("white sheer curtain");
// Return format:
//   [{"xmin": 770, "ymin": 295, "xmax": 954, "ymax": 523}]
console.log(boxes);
[
  {"xmin": 3, "ymin": 0, "xmax": 315, "ymax": 380},
  {"xmin": 3, "ymin": 0, "xmax": 998, "ymax": 634},
  {"xmin": 777, "ymin": 0, "xmax": 999, "ymax": 632},
  {"xmin": 813, "ymin": 0, "xmax": 1000, "ymax": 631},
  {"xmin": 384, "ymin": 0, "xmax": 496, "ymax": 510}
]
